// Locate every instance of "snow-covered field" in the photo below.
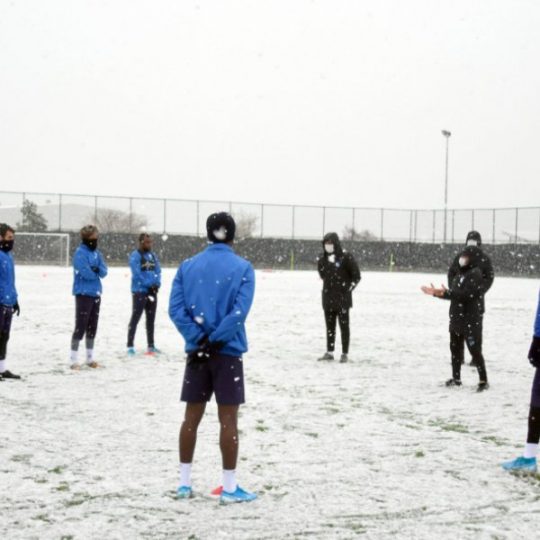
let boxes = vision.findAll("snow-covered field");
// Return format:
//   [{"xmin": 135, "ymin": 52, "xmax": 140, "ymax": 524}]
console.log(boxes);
[{"xmin": 1, "ymin": 266, "xmax": 539, "ymax": 539}]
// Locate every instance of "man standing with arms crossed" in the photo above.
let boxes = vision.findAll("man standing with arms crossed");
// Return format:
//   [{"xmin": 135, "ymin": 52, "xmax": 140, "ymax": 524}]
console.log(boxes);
[{"xmin": 169, "ymin": 212, "xmax": 257, "ymax": 503}]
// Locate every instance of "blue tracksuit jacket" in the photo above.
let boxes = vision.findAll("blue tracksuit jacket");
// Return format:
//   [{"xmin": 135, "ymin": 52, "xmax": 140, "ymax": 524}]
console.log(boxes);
[
  {"xmin": 129, "ymin": 250, "xmax": 161, "ymax": 294},
  {"xmin": 72, "ymin": 244, "xmax": 108, "ymax": 297},
  {"xmin": 0, "ymin": 251, "xmax": 18, "ymax": 306},
  {"xmin": 169, "ymin": 243, "xmax": 255, "ymax": 357},
  {"xmin": 534, "ymin": 289, "xmax": 540, "ymax": 338}
]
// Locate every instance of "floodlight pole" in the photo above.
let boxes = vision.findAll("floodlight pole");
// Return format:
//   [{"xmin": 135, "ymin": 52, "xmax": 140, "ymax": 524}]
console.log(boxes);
[{"xmin": 442, "ymin": 130, "xmax": 451, "ymax": 243}]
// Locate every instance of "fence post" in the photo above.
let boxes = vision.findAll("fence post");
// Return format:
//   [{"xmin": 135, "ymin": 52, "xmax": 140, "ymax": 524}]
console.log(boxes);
[
  {"xmin": 408, "ymin": 210, "xmax": 413, "ymax": 242},
  {"xmin": 414, "ymin": 210, "xmax": 418, "ymax": 242},
  {"xmin": 352, "ymin": 208, "xmax": 356, "ymax": 237},
  {"xmin": 492, "ymin": 209, "xmax": 496, "ymax": 244},
  {"xmin": 94, "ymin": 196, "xmax": 98, "ymax": 224},
  {"xmin": 292, "ymin": 205, "xmax": 296, "ymax": 239},
  {"xmin": 380, "ymin": 208, "xmax": 384, "ymax": 241},
  {"xmin": 322, "ymin": 206, "xmax": 326, "ymax": 236},
  {"xmin": 514, "ymin": 207, "xmax": 519, "ymax": 244},
  {"xmin": 260, "ymin": 204, "xmax": 264, "ymax": 238},
  {"xmin": 471, "ymin": 209, "xmax": 475, "ymax": 230},
  {"xmin": 196, "ymin": 201, "xmax": 200, "ymax": 236},
  {"xmin": 451, "ymin": 209, "xmax": 455, "ymax": 243},
  {"xmin": 163, "ymin": 199, "xmax": 167, "ymax": 234},
  {"xmin": 58, "ymin": 194, "xmax": 62, "ymax": 232},
  {"xmin": 129, "ymin": 197, "xmax": 133, "ymax": 233},
  {"xmin": 432, "ymin": 210, "xmax": 436, "ymax": 243}
]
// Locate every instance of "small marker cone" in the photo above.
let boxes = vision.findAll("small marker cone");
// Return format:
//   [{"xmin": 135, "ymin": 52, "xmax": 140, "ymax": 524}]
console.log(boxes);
[{"xmin": 211, "ymin": 486, "xmax": 223, "ymax": 496}]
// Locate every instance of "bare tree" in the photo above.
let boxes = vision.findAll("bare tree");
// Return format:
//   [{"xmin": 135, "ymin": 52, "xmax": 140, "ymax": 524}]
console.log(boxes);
[
  {"xmin": 342, "ymin": 225, "xmax": 378, "ymax": 241},
  {"xmin": 234, "ymin": 210, "xmax": 259, "ymax": 239},
  {"xmin": 87, "ymin": 208, "xmax": 148, "ymax": 233}
]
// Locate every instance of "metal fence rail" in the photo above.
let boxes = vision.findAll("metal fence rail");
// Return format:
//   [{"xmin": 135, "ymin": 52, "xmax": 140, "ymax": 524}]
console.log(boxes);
[{"xmin": 0, "ymin": 190, "xmax": 539, "ymax": 244}]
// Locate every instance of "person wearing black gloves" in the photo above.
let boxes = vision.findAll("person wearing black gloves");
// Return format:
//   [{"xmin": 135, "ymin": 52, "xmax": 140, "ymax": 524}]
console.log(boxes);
[
  {"xmin": 127, "ymin": 233, "xmax": 162, "ymax": 357},
  {"xmin": 317, "ymin": 232, "xmax": 361, "ymax": 363},
  {"xmin": 421, "ymin": 245, "xmax": 489, "ymax": 392},
  {"xmin": 0, "ymin": 223, "xmax": 21, "ymax": 380},
  {"xmin": 169, "ymin": 212, "xmax": 257, "ymax": 503},
  {"xmin": 502, "ymin": 290, "xmax": 540, "ymax": 472},
  {"xmin": 70, "ymin": 225, "xmax": 108, "ymax": 369},
  {"xmin": 448, "ymin": 231, "xmax": 494, "ymax": 366}
]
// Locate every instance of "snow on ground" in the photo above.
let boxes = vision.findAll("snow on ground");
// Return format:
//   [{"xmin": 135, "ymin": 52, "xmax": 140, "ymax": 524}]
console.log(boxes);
[{"xmin": 1, "ymin": 266, "xmax": 539, "ymax": 540}]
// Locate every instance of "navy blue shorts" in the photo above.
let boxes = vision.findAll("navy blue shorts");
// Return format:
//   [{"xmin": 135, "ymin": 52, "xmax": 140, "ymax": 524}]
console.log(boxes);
[
  {"xmin": 531, "ymin": 368, "xmax": 540, "ymax": 408},
  {"xmin": 181, "ymin": 353, "xmax": 245, "ymax": 406}
]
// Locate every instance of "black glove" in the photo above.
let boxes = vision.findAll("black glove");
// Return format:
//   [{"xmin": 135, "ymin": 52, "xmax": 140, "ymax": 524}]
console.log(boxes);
[
  {"xmin": 186, "ymin": 336, "xmax": 225, "ymax": 367},
  {"xmin": 13, "ymin": 302, "xmax": 20, "ymax": 316},
  {"xmin": 529, "ymin": 336, "xmax": 540, "ymax": 368},
  {"xmin": 90, "ymin": 266, "xmax": 100, "ymax": 274}
]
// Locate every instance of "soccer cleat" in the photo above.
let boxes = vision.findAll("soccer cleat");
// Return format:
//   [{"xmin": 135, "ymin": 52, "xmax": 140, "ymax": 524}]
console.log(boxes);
[
  {"xmin": 340, "ymin": 354, "xmax": 349, "ymax": 363},
  {"xmin": 501, "ymin": 456, "xmax": 537, "ymax": 472},
  {"xmin": 86, "ymin": 361, "xmax": 99, "ymax": 369},
  {"xmin": 220, "ymin": 486, "xmax": 257, "ymax": 504},
  {"xmin": 70, "ymin": 363, "xmax": 81, "ymax": 371},
  {"xmin": 445, "ymin": 378, "xmax": 462, "ymax": 387},
  {"xmin": 127, "ymin": 347, "xmax": 136, "ymax": 357},
  {"xmin": 1, "ymin": 370, "xmax": 21, "ymax": 380},
  {"xmin": 318, "ymin": 352, "xmax": 334, "ymax": 361},
  {"xmin": 477, "ymin": 381, "xmax": 489, "ymax": 392},
  {"xmin": 145, "ymin": 346, "xmax": 162, "ymax": 356},
  {"xmin": 176, "ymin": 485, "xmax": 193, "ymax": 499}
]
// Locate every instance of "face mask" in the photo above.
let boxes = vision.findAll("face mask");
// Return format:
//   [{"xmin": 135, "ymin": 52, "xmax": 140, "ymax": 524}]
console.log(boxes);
[
  {"xmin": 213, "ymin": 227, "xmax": 228, "ymax": 241},
  {"xmin": 466, "ymin": 239, "xmax": 478, "ymax": 247},
  {"xmin": 83, "ymin": 238, "xmax": 98, "ymax": 251},
  {"xmin": 459, "ymin": 256, "xmax": 468, "ymax": 267},
  {"xmin": 0, "ymin": 240, "xmax": 14, "ymax": 253},
  {"xmin": 324, "ymin": 244, "xmax": 334, "ymax": 254}
]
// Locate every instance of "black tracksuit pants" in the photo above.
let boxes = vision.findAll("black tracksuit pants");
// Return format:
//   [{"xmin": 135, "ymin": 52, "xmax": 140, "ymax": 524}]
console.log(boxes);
[
  {"xmin": 324, "ymin": 309, "xmax": 350, "ymax": 354},
  {"xmin": 449, "ymin": 324, "xmax": 487, "ymax": 383},
  {"xmin": 72, "ymin": 295, "xmax": 101, "ymax": 342},
  {"xmin": 127, "ymin": 292, "xmax": 157, "ymax": 348},
  {"xmin": 0, "ymin": 304, "xmax": 14, "ymax": 360}
]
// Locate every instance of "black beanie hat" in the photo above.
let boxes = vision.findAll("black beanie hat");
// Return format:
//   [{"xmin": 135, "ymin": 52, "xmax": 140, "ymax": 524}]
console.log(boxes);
[
  {"xmin": 206, "ymin": 212, "xmax": 236, "ymax": 244},
  {"xmin": 466, "ymin": 230, "xmax": 482, "ymax": 246}
]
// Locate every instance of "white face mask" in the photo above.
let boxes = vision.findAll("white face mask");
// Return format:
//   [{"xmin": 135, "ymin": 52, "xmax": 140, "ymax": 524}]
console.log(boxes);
[
  {"xmin": 466, "ymin": 239, "xmax": 478, "ymax": 246},
  {"xmin": 459, "ymin": 256, "xmax": 469, "ymax": 267},
  {"xmin": 324, "ymin": 244, "xmax": 334, "ymax": 254}
]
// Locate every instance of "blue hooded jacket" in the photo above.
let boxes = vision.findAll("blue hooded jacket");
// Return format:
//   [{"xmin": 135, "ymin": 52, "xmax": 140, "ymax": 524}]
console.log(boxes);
[
  {"xmin": 0, "ymin": 251, "xmax": 18, "ymax": 306},
  {"xmin": 72, "ymin": 244, "xmax": 108, "ymax": 297},
  {"xmin": 129, "ymin": 250, "xmax": 161, "ymax": 294},
  {"xmin": 169, "ymin": 243, "xmax": 255, "ymax": 357},
  {"xmin": 534, "ymin": 289, "xmax": 540, "ymax": 338}
]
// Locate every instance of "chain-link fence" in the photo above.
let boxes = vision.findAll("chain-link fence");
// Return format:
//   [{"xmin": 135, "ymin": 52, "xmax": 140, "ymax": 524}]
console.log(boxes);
[{"xmin": 0, "ymin": 190, "xmax": 539, "ymax": 243}]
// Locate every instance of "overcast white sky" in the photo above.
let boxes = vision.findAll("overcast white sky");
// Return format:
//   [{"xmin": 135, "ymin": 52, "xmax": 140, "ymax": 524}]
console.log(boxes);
[{"xmin": 1, "ymin": 0, "xmax": 539, "ymax": 209}]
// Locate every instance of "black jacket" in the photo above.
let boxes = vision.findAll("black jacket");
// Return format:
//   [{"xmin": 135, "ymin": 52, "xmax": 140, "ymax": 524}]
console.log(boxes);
[
  {"xmin": 317, "ymin": 233, "xmax": 361, "ymax": 311},
  {"xmin": 447, "ymin": 232, "xmax": 494, "ymax": 314},
  {"xmin": 443, "ymin": 247, "xmax": 485, "ymax": 333}
]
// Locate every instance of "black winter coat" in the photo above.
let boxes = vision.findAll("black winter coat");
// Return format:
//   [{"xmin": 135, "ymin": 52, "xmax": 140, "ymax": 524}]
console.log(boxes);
[
  {"xmin": 443, "ymin": 265, "xmax": 484, "ymax": 333},
  {"xmin": 317, "ymin": 233, "xmax": 361, "ymax": 312},
  {"xmin": 448, "ymin": 247, "xmax": 494, "ymax": 314}
]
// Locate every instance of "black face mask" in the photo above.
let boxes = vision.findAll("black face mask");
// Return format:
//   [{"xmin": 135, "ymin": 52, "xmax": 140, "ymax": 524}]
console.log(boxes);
[
  {"xmin": 0, "ymin": 240, "xmax": 14, "ymax": 253},
  {"xmin": 83, "ymin": 238, "xmax": 98, "ymax": 251}
]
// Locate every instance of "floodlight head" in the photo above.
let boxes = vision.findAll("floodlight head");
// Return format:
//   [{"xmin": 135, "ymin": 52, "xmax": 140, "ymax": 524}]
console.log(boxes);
[{"xmin": 442, "ymin": 130, "xmax": 451, "ymax": 137}]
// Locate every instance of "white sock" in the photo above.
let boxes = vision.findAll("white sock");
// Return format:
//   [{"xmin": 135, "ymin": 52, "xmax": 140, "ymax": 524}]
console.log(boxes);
[
  {"xmin": 70, "ymin": 351, "xmax": 79, "ymax": 364},
  {"xmin": 524, "ymin": 443, "xmax": 538, "ymax": 459},
  {"xmin": 179, "ymin": 463, "xmax": 192, "ymax": 487},
  {"xmin": 86, "ymin": 349, "xmax": 94, "ymax": 362},
  {"xmin": 222, "ymin": 469, "xmax": 237, "ymax": 493},
  {"xmin": 0, "ymin": 359, "xmax": 6, "ymax": 373}
]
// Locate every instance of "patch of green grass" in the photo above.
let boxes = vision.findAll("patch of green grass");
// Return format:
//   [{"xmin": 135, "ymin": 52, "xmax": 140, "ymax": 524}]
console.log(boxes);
[
  {"xmin": 306, "ymin": 432, "xmax": 319, "ymax": 438},
  {"xmin": 55, "ymin": 482, "xmax": 70, "ymax": 492},
  {"xmin": 256, "ymin": 425, "xmax": 269, "ymax": 432},
  {"xmin": 11, "ymin": 454, "xmax": 32, "ymax": 464},
  {"xmin": 48, "ymin": 465, "xmax": 66, "ymax": 474},
  {"xmin": 415, "ymin": 450, "xmax": 425, "ymax": 458}
]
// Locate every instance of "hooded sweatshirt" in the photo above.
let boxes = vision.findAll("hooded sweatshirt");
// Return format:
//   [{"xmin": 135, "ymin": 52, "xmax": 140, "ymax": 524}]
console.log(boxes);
[{"xmin": 317, "ymin": 233, "xmax": 361, "ymax": 311}]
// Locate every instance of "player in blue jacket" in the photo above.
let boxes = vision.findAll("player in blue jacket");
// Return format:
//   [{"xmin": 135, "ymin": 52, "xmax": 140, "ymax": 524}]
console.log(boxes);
[
  {"xmin": 0, "ymin": 223, "xmax": 21, "ymax": 380},
  {"xmin": 502, "ymin": 289, "xmax": 540, "ymax": 472},
  {"xmin": 169, "ymin": 212, "xmax": 257, "ymax": 504},
  {"xmin": 70, "ymin": 225, "xmax": 108, "ymax": 370},
  {"xmin": 126, "ymin": 233, "xmax": 162, "ymax": 356}
]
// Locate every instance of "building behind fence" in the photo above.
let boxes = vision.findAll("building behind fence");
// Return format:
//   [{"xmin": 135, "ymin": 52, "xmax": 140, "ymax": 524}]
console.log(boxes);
[{"xmin": 1, "ymin": 190, "xmax": 539, "ymax": 244}]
